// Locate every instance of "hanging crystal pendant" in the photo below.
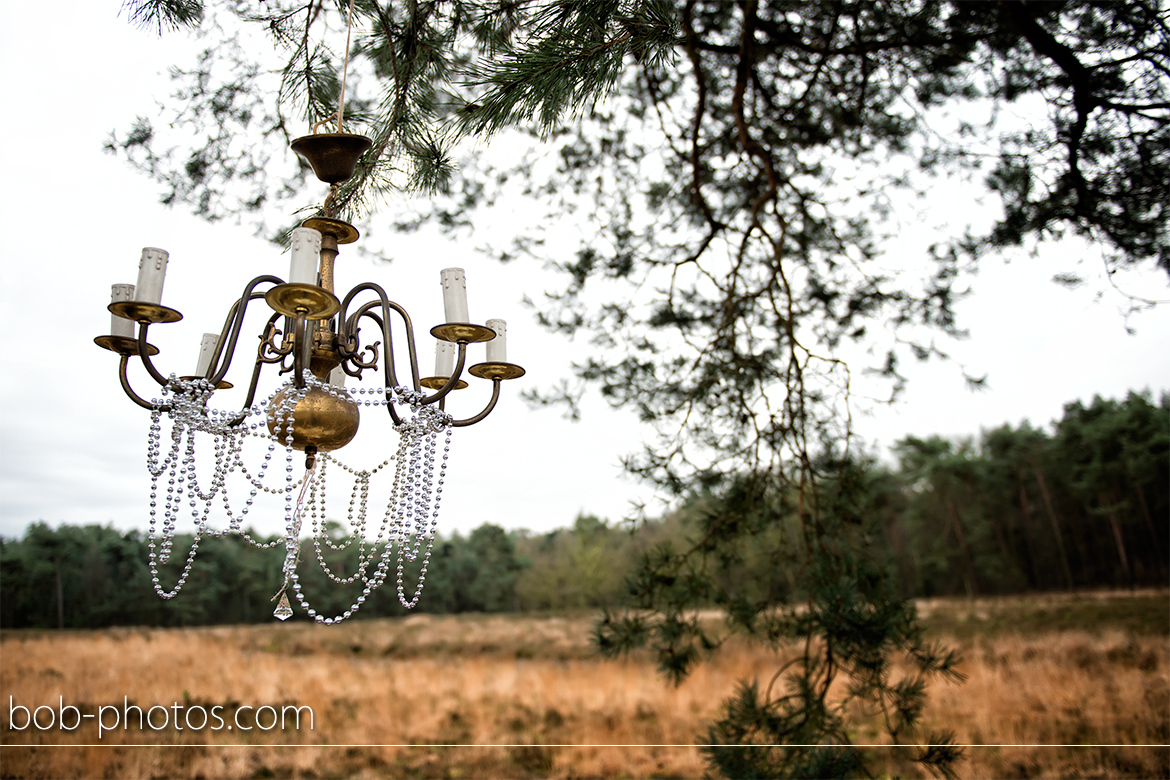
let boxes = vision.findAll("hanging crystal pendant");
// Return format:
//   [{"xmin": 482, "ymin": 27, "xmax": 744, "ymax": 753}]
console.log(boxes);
[{"xmin": 273, "ymin": 592, "xmax": 294, "ymax": 621}]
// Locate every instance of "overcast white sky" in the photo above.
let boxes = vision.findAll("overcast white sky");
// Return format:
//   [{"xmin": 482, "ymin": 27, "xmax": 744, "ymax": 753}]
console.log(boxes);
[{"xmin": 0, "ymin": 3, "xmax": 1167, "ymax": 542}]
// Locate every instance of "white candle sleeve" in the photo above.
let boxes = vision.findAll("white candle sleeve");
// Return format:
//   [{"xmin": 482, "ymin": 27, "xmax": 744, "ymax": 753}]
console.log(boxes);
[
  {"xmin": 435, "ymin": 341, "xmax": 457, "ymax": 377},
  {"xmin": 289, "ymin": 227, "xmax": 322, "ymax": 285},
  {"xmin": 485, "ymin": 318, "xmax": 507, "ymax": 363},
  {"xmin": 110, "ymin": 284, "xmax": 136, "ymax": 338},
  {"xmin": 440, "ymin": 268, "xmax": 469, "ymax": 323},
  {"xmin": 135, "ymin": 247, "xmax": 169, "ymax": 304},
  {"xmin": 196, "ymin": 333, "xmax": 220, "ymax": 377}
]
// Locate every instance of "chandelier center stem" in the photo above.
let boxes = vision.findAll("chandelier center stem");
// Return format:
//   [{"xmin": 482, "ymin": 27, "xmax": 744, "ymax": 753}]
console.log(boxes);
[{"xmin": 319, "ymin": 233, "xmax": 339, "ymax": 293}]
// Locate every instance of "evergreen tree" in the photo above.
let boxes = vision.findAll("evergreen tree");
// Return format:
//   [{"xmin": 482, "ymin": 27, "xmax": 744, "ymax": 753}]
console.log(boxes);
[
  {"xmin": 982, "ymin": 422, "xmax": 1076, "ymax": 592},
  {"xmin": 466, "ymin": 523, "xmax": 525, "ymax": 611},
  {"xmin": 1053, "ymin": 391, "xmax": 1170, "ymax": 586},
  {"xmin": 107, "ymin": 2, "xmax": 1166, "ymax": 776}
]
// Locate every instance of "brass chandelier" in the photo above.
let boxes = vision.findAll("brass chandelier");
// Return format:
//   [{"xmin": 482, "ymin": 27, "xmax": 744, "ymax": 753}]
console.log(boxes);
[{"xmin": 94, "ymin": 129, "xmax": 525, "ymax": 623}]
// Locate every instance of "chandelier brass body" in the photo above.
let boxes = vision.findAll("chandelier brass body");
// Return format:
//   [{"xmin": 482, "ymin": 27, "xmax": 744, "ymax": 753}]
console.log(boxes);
[{"xmin": 267, "ymin": 385, "xmax": 360, "ymax": 452}]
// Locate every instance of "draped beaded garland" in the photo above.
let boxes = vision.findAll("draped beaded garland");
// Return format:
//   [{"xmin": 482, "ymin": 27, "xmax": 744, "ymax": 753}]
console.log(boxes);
[{"xmin": 145, "ymin": 371, "xmax": 452, "ymax": 623}]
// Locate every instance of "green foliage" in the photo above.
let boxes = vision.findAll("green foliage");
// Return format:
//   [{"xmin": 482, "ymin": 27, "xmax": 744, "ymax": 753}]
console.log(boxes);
[
  {"xmin": 986, "ymin": 1, "xmax": 1169, "ymax": 268},
  {"xmin": 109, "ymin": 0, "xmax": 681, "ymax": 225},
  {"xmin": 457, "ymin": 0, "xmax": 680, "ymax": 135},
  {"xmin": 466, "ymin": 524, "xmax": 525, "ymax": 611},
  {"xmin": 113, "ymin": 1, "xmax": 1167, "ymax": 279},
  {"xmin": 122, "ymin": 0, "xmax": 203, "ymax": 33},
  {"xmin": 514, "ymin": 514, "xmax": 645, "ymax": 610}
]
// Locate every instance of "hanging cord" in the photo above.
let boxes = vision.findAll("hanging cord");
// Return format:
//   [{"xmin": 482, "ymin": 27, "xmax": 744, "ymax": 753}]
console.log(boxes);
[
  {"xmin": 308, "ymin": 0, "xmax": 357, "ymax": 136},
  {"xmin": 303, "ymin": 1, "xmax": 316, "ymax": 115},
  {"xmin": 337, "ymin": 0, "xmax": 357, "ymax": 133}
]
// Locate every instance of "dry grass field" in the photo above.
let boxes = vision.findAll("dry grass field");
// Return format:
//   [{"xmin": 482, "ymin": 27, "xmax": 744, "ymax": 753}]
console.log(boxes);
[{"xmin": 1, "ymin": 591, "xmax": 1166, "ymax": 779}]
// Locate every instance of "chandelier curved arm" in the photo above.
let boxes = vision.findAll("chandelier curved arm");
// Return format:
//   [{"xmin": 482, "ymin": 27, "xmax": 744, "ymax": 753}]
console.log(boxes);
[
  {"xmin": 208, "ymin": 275, "xmax": 285, "ymax": 386},
  {"xmin": 222, "ymin": 363, "xmax": 270, "ymax": 430},
  {"xmin": 380, "ymin": 299, "xmax": 420, "ymax": 387},
  {"xmin": 345, "ymin": 303, "xmax": 395, "ymax": 376},
  {"xmin": 355, "ymin": 303, "xmax": 413, "ymax": 426},
  {"xmin": 335, "ymin": 306, "xmax": 404, "ymax": 427},
  {"xmin": 418, "ymin": 342, "xmax": 468, "ymax": 406},
  {"xmin": 239, "ymin": 313, "xmax": 285, "ymax": 412},
  {"xmin": 339, "ymin": 291, "xmax": 470, "ymax": 422},
  {"xmin": 205, "ymin": 289, "xmax": 280, "ymax": 381},
  {"xmin": 118, "ymin": 353, "xmax": 170, "ymax": 412},
  {"xmin": 450, "ymin": 379, "xmax": 502, "ymax": 428},
  {"xmin": 132, "ymin": 275, "xmax": 286, "ymax": 395},
  {"xmin": 135, "ymin": 322, "xmax": 171, "ymax": 388},
  {"xmin": 340, "ymin": 308, "xmax": 381, "ymax": 372},
  {"xmin": 338, "ymin": 283, "xmax": 421, "ymax": 391}
]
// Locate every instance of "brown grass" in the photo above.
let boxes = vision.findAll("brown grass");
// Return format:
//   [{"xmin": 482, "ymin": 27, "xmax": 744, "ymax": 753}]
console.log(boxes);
[{"xmin": 1, "ymin": 594, "xmax": 1167, "ymax": 779}]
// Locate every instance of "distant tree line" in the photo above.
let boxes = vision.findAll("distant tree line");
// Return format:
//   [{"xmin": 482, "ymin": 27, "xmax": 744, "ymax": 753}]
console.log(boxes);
[
  {"xmin": 885, "ymin": 391, "xmax": 1168, "ymax": 596},
  {"xmin": 2, "ymin": 391, "xmax": 1165, "ymax": 629}
]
